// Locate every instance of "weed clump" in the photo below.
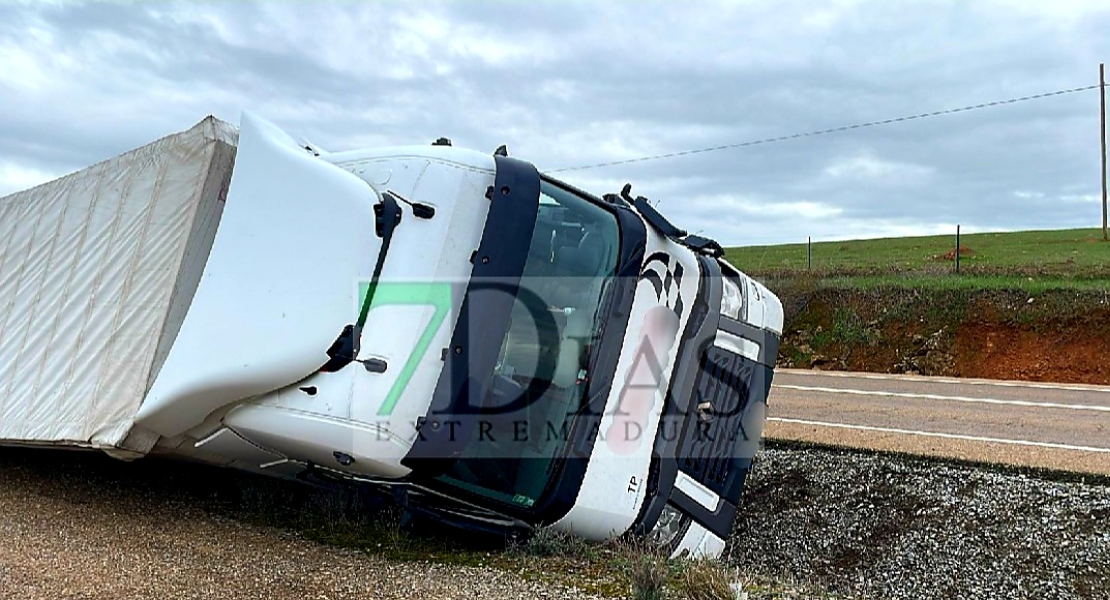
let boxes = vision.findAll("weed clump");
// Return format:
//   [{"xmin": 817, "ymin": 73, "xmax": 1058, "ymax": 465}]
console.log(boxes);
[
  {"xmin": 677, "ymin": 558, "xmax": 741, "ymax": 600},
  {"xmin": 515, "ymin": 527, "xmax": 596, "ymax": 560},
  {"xmin": 607, "ymin": 539, "xmax": 670, "ymax": 600},
  {"xmin": 627, "ymin": 550, "xmax": 669, "ymax": 600}
]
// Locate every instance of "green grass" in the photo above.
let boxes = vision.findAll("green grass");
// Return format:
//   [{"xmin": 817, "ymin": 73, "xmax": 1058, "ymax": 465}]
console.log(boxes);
[
  {"xmin": 725, "ymin": 227, "xmax": 1110, "ymax": 289},
  {"xmin": 788, "ymin": 273, "xmax": 1110, "ymax": 293}
]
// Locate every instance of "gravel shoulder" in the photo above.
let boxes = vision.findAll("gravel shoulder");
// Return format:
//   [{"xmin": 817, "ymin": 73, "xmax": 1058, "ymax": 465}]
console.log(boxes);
[
  {"xmin": 728, "ymin": 441, "xmax": 1110, "ymax": 600},
  {"xmin": 5, "ymin": 442, "xmax": 1108, "ymax": 600},
  {"xmin": 0, "ymin": 449, "xmax": 605, "ymax": 600}
]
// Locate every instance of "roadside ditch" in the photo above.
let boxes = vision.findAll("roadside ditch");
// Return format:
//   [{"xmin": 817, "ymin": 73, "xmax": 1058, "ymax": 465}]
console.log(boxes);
[{"xmin": 771, "ymin": 284, "xmax": 1110, "ymax": 384}]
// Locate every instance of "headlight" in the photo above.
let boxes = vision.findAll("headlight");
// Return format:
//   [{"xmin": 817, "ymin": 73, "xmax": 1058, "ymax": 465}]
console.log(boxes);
[
  {"xmin": 720, "ymin": 277, "xmax": 743, "ymax": 320},
  {"xmin": 648, "ymin": 504, "xmax": 690, "ymax": 550}
]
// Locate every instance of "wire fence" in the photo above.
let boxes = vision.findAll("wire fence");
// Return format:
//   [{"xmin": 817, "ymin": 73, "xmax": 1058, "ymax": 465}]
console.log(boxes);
[{"xmin": 726, "ymin": 224, "xmax": 1110, "ymax": 283}]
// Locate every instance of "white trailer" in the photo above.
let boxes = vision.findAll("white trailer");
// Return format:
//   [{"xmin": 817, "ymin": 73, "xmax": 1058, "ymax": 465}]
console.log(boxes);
[{"xmin": 0, "ymin": 113, "xmax": 783, "ymax": 558}]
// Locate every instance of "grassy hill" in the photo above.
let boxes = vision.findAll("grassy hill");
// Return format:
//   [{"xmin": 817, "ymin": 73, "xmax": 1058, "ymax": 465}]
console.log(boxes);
[
  {"xmin": 724, "ymin": 227, "xmax": 1110, "ymax": 291},
  {"xmin": 723, "ymin": 228, "xmax": 1110, "ymax": 383}
]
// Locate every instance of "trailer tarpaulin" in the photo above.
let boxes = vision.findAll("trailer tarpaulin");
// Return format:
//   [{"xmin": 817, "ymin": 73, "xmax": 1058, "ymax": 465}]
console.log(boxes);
[{"xmin": 0, "ymin": 117, "xmax": 237, "ymax": 452}]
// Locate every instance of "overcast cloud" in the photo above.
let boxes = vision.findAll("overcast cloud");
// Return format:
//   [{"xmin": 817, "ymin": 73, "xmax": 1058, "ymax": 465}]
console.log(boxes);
[{"xmin": 2, "ymin": 0, "xmax": 1109, "ymax": 245}]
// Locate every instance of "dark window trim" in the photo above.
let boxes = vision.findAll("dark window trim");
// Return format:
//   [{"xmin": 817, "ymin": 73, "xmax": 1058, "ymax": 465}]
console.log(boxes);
[
  {"xmin": 528, "ymin": 175, "xmax": 647, "ymax": 524},
  {"xmin": 402, "ymin": 155, "xmax": 542, "ymax": 473},
  {"xmin": 403, "ymin": 164, "xmax": 647, "ymax": 525}
]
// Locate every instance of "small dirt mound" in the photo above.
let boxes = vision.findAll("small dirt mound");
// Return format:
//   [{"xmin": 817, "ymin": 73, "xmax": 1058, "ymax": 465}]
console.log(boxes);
[{"xmin": 931, "ymin": 247, "xmax": 975, "ymax": 261}]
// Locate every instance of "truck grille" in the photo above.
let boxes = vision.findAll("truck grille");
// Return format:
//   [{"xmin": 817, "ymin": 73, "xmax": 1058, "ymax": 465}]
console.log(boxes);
[{"xmin": 680, "ymin": 346, "xmax": 757, "ymax": 503}]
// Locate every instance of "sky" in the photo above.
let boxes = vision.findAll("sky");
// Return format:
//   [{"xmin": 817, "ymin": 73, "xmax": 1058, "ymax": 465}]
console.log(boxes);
[{"xmin": 1, "ymin": 0, "xmax": 1109, "ymax": 246}]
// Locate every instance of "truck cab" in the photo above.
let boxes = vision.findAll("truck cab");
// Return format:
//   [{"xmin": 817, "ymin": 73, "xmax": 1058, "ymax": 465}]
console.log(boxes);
[{"xmin": 135, "ymin": 114, "xmax": 783, "ymax": 558}]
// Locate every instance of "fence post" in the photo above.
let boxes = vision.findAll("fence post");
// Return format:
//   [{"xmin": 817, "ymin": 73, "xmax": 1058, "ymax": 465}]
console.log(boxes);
[
  {"xmin": 807, "ymin": 236, "xmax": 812, "ymax": 271},
  {"xmin": 1101, "ymin": 63, "xmax": 1107, "ymax": 241},
  {"xmin": 955, "ymin": 224, "xmax": 961, "ymax": 275}
]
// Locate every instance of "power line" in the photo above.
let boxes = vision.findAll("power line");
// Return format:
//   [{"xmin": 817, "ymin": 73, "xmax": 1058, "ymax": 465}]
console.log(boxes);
[{"xmin": 549, "ymin": 83, "xmax": 1101, "ymax": 173}]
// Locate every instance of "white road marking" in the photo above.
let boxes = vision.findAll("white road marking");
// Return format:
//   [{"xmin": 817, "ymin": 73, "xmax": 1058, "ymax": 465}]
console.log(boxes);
[
  {"xmin": 775, "ymin": 384, "xmax": 1110, "ymax": 412},
  {"xmin": 768, "ymin": 417, "xmax": 1110, "ymax": 453},
  {"xmin": 779, "ymin": 369, "xmax": 1110, "ymax": 394}
]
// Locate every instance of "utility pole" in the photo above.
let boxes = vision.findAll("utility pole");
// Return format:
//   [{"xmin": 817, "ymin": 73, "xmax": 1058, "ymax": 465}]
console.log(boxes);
[{"xmin": 1101, "ymin": 63, "xmax": 1107, "ymax": 241}]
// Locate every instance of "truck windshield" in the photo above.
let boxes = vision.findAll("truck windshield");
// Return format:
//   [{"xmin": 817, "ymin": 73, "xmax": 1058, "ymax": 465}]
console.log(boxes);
[{"xmin": 436, "ymin": 180, "xmax": 620, "ymax": 510}]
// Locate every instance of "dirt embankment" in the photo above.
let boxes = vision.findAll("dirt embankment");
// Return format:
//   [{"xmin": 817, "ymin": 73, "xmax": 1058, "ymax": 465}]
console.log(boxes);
[{"xmin": 774, "ymin": 285, "xmax": 1110, "ymax": 384}]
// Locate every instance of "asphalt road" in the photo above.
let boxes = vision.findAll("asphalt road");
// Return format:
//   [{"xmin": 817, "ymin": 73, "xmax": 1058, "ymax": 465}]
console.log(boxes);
[{"xmin": 766, "ymin": 369, "xmax": 1110, "ymax": 475}]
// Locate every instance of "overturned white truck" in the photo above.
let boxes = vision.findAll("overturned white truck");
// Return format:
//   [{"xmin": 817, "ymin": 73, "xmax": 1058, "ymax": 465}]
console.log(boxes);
[{"xmin": 0, "ymin": 114, "xmax": 782, "ymax": 557}]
